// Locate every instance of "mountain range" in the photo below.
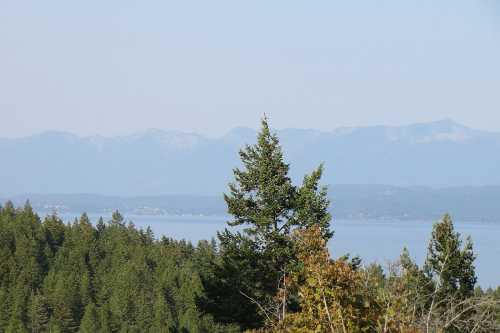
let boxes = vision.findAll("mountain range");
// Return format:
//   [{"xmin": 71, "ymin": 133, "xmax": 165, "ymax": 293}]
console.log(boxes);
[{"xmin": 2, "ymin": 119, "xmax": 500, "ymax": 196}]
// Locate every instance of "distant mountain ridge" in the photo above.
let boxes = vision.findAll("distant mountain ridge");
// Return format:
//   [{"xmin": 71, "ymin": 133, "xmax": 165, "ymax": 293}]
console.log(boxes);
[{"xmin": 1, "ymin": 119, "xmax": 500, "ymax": 196}]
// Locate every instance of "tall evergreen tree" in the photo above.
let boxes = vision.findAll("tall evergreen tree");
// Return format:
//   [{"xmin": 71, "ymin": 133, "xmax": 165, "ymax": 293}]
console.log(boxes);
[
  {"xmin": 79, "ymin": 302, "xmax": 99, "ymax": 333},
  {"xmin": 152, "ymin": 292, "xmax": 175, "ymax": 333},
  {"xmin": 97, "ymin": 303, "xmax": 112, "ymax": 333},
  {"xmin": 43, "ymin": 213, "xmax": 65, "ymax": 255},
  {"xmin": 425, "ymin": 214, "xmax": 477, "ymax": 300},
  {"xmin": 51, "ymin": 301, "xmax": 78, "ymax": 333},
  {"xmin": 204, "ymin": 117, "xmax": 332, "ymax": 329},
  {"xmin": 424, "ymin": 214, "xmax": 478, "ymax": 332},
  {"xmin": 28, "ymin": 293, "xmax": 49, "ymax": 333},
  {"xmin": 0, "ymin": 288, "xmax": 11, "ymax": 330}
]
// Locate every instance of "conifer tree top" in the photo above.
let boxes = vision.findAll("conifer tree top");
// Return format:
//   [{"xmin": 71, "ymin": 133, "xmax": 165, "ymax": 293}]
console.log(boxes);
[{"xmin": 224, "ymin": 116, "xmax": 332, "ymax": 241}]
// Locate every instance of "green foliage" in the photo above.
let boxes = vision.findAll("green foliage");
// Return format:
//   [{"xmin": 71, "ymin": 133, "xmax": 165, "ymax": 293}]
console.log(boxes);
[
  {"xmin": 29, "ymin": 293, "xmax": 49, "ymax": 333},
  {"xmin": 0, "ymin": 203, "xmax": 236, "ymax": 333},
  {"xmin": 360, "ymin": 216, "xmax": 496, "ymax": 333},
  {"xmin": 79, "ymin": 302, "xmax": 99, "ymax": 333},
  {"xmin": 224, "ymin": 117, "xmax": 332, "ymax": 242},
  {"xmin": 1, "ymin": 120, "xmax": 497, "ymax": 332},
  {"xmin": 204, "ymin": 117, "xmax": 333, "ymax": 329},
  {"xmin": 425, "ymin": 214, "xmax": 477, "ymax": 302}
]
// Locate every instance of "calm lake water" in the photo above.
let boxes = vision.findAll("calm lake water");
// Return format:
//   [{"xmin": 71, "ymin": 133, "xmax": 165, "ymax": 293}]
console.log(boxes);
[{"xmin": 53, "ymin": 213, "xmax": 499, "ymax": 288}]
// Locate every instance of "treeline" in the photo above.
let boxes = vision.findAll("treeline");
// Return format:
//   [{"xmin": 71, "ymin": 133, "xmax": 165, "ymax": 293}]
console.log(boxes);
[
  {"xmin": 1, "ymin": 203, "xmax": 498, "ymax": 333},
  {"xmin": 0, "ymin": 203, "xmax": 239, "ymax": 332},
  {"xmin": 0, "ymin": 118, "xmax": 499, "ymax": 332}
]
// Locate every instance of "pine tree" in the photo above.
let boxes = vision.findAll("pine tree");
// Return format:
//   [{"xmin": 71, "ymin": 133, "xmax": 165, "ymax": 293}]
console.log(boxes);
[
  {"xmin": 152, "ymin": 292, "xmax": 175, "ymax": 333},
  {"xmin": 7, "ymin": 283, "xmax": 30, "ymax": 332},
  {"xmin": 51, "ymin": 301, "xmax": 78, "ymax": 333},
  {"xmin": 425, "ymin": 214, "xmax": 477, "ymax": 300},
  {"xmin": 80, "ymin": 272, "xmax": 93, "ymax": 308},
  {"xmin": 205, "ymin": 117, "xmax": 333, "ymax": 328},
  {"xmin": 291, "ymin": 164, "xmax": 333, "ymax": 239},
  {"xmin": 224, "ymin": 117, "xmax": 331, "ymax": 242},
  {"xmin": 79, "ymin": 302, "xmax": 99, "ymax": 333},
  {"xmin": 5, "ymin": 319, "xmax": 28, "ymax": 333},
  {"xmin": 111, "ymin": 211, "xmax": 125, "ymax": 226},
  {"xmin": 29, "ymin": 293, "xmax": 49, "ymax": 333},
  {"xmin": 43, "ymin": 213, "xmax": 65, "ymax": 252},
  {"xmin": 0, "ymin": 288, "xmax": 11, "ymax": 331},
  {"xmin": 6, "ymin": 284, "xmax": 29, "ymax": 333},
  {"xmin": 96, "ymin": 216, "xmax": 106, "ymax": 234},
  {"xmin": 47, "ymin": 318, "xmax": 63, "ymax": 333},
  {"xmin": 458, "ymin": 236, "xmax": 476, "ymax": 298},
  {"xmin": 225, "ymin": 117, "xmax": 295, "ymax": 237},
  {"xmin": 97, "ymin": 303, "xmax": 113, "ymax": 333},
  {"xmin": 424, "ymin": 214, "xmax": 478, "ymax": 332}
]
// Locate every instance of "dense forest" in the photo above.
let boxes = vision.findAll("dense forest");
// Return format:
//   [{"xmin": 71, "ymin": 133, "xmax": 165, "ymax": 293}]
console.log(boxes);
[{"xmin": 1, "ymin": 119, "xmax": 499, "ymax": 332}]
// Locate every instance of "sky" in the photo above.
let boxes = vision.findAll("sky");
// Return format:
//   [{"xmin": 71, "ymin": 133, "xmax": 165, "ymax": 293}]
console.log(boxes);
[{"xmin": 1, "ymin": 0, "xmax": 500, "ymax": 137}]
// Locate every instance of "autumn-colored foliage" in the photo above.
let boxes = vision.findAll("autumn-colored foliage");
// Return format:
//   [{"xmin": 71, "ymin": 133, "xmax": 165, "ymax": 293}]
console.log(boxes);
[
  {"xmin": 250, "ymin": 226, "xmax": 427, "ymax": 333},
  {"xmin": 282, "ymin": 225, "xmax": 377, "ymax": 332}
]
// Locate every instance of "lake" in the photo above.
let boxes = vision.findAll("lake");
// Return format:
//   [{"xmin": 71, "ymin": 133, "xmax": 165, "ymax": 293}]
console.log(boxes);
[{"xmin": 54, "ymin": 212, "xmax": 499, "ymax": 288}]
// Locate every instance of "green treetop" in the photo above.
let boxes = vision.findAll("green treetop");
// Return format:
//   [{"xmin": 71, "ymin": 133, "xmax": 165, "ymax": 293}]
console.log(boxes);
[
  {"xmin": 224, "ymin": 116, "xmax": 332, "ymax": 246},
  {"xmin": 425, "ymin": 214, "xmax": 477, "ymax": 301},
  {"xmin": 207, "ymin": 117, "xmax": 333, "ymax": 329}
]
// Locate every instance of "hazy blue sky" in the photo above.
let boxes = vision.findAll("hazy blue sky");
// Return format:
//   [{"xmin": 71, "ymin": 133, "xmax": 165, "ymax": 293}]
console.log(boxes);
[{"xmin": 1, "ymin": 0, "xmax": 499, "ymax": 137}]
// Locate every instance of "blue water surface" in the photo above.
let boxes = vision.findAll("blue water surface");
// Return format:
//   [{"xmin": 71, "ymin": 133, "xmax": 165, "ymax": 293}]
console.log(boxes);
[{"xmin": 53, "ymin": 213, "xmax": 499, "ymax": 288}]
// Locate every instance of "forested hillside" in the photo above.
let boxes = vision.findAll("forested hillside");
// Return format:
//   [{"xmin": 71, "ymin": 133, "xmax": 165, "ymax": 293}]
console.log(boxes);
[
  {"xmin": 0, "ymin": 203, "xmax": 238, "ymax": 332},
  {"xmin": 1, "ymin": 202, "xmax": 498, "ymax": 332},
  {"xmin": 1, "ymin": 119, "xmax": 498, "ymax": 332}
]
